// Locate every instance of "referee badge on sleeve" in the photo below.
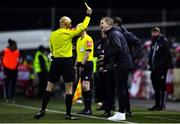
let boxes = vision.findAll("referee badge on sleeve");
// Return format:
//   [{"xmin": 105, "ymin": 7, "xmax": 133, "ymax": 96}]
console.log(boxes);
[{"xmin": 87, "ymin": 41, "xmax": 92, "ymax": 48}]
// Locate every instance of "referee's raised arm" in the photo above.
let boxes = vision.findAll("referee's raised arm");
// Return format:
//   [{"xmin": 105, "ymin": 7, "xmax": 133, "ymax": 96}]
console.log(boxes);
[
  {"xmin": 33, "ymin": 2, "xmax": 93, "ymax": 121},
  {"xmin": 70, "ymin": 3, "xmax": 92, "ymax": 37}
]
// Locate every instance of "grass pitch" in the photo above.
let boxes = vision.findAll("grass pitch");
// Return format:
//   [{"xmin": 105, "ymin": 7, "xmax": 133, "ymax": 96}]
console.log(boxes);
[{"xmin": 0, "ymin": 97, "xmax": 180, "ymax": 123}]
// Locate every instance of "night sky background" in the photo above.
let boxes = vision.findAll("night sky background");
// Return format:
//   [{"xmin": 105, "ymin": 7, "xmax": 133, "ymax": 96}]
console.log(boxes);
[
  {"xmin": 0, "ymin": 0, "xmax": 179, "ymax": 32},
  {"xmin": 0, "ymin": 0, "xmax": 179, "ymax": 9}
]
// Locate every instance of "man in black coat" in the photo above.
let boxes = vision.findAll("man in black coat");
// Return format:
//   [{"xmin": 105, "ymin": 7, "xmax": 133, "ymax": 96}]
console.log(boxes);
[
  {"xmin": 112, "ymin": 17, "xmax": 143, "ymax": 117},
  {"xmin": 100, "ymin": 17, "xmax": 133, "ymax": 121},
  {"xmin": 113, "ymin": 17, "xmax": 143, "ymax": 66},
  {"xmin": 94, "ymin": 30, "xmax": 107, "ymax": 105},
  {"xmin": 148, "ymin": 27, "xmax": 172, "ymax": 111},
  {"xmin": 94, "ymin": 30, "xmax": 116, "ymax": 117}
]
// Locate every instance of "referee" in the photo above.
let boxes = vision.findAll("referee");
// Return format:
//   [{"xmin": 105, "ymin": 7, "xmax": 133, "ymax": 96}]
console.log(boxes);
[
  {"xmin": 33, "ymin": 6, "xmax": 92, "ymax": 120},
  {"xmin": 75, "ymin": 23, "xmax": 94, "ymax": 115}
]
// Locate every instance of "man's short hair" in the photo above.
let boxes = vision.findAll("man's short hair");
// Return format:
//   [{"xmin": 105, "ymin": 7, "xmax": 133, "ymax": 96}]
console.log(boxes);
[
  {"xmin": 112, "ymin": 17, "xmax": 122, "ymax": 27},
  {"xmin": 101, "ymin": 17, "xmax": 114, "ymax": 26},
  {"xmin": 38, "ymin": 45, "xmax": 45, "ymax": 52},
  {"xmin": 59, "ymin": 16, "xmax": 71, "ymax": 27},
  {"xmin": 8, "ymin": 39, "xmax": 17, "ymax": 46},
  {"xmin": 151, "ymin": 27, "xmax": 161, "ymax": 33}
]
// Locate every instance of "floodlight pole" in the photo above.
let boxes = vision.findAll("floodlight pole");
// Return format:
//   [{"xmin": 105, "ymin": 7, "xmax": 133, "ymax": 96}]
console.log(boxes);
[
  {"xmin": 107, "ymin": 8, "xmax": 112, "ymax": 17},
  {"xmin": 51, "ymin": 6, "xmax": 55, "ymax": 30},
  {"xmin": 162, "ymin": 9, "xmax": 167, "ymax": 35}
]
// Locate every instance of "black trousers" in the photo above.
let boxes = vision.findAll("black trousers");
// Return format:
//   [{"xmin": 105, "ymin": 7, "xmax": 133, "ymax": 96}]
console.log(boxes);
[
  {"xmin": 4, "ymin": 67, "xmax": 18, "ymax": 101},
  {"xmin": 104, "ymin": 70, "xmax": 115, "ymax": 112},
  {"xmin": 94, "ymin": 71, "xmax": 105, "ymax": 103},
  {"xmin": 37, "ymin": 71, "xmax": 48, "ymax": 98},
  {"xmin": 151, "ymin": 70, "xmax": 167, "ymax": 107},
  {"xmin": 115, "ymin": 69, "xmax": 131, "ymax": 113}
]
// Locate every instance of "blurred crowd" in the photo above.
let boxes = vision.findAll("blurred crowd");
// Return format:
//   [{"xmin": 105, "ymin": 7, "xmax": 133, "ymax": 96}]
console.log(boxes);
[
  {"xmin": 127, "ymin": 40, "xmax": 180, "ymax": 100},
  {"xmin": 0, "ymin": 37, "xmax": 180, "ymax": 101},
  {"xmin": 0, "ymin": 42, "xmax": 50, "ymax": 100}
]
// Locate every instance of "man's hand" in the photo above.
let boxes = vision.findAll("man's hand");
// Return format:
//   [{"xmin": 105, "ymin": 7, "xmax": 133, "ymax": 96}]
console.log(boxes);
[
  {"xmin": 49, "ymin": 53, "xmax": 54, "ymax": 62},
  {"xmin": 85, "ymin": 2, "xmax": 92, "ymax": 15},
  {"xmin": 99, "ymin": 67, "xmax": 104, "ymax": 72}
]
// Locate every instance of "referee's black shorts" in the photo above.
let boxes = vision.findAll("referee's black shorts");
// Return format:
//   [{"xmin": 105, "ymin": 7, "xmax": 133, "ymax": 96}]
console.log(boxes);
[
  {"xmin": 77, "ymin": 61, "xmax": 93, "ymax": 81},
  {"xmin": 48, "ymin": 57, "xmax": 75, "ymax": 83}
]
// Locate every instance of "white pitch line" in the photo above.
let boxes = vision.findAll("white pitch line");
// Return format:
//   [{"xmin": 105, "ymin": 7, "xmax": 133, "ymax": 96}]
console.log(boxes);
[
  {"xmin": 1, "ymin": 102, "xmax": 137, "ymax": 124},
  {"xmin": 145, "ymin": 115, "xmax": 180, "ymax": 122}
]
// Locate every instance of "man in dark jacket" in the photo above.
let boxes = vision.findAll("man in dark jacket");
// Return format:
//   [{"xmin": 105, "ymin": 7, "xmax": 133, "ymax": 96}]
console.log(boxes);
[
  {"xmin": 94, "ymin": 30, "xmax": 115, "ymax": 117},
  {"xmin": 34, "ymin": 45, "xmax": 49, "ymax": 98},
  {"xmin": 148, "ymin": 27, "xmax": 172, "ymax": 111},
  {"xmin": 100, "ymin": 17, "xmax": 133, "ymax": 121},
  {"xmin": 112, "ymin": 17, "xmax": 143, "ymax": 117},
  {"xmin": 94, "ymin": 30, "xmax": 107, "ymax": 105},
  {"xmin": 113, "ymin": 17, "xmax": 143, "ymax": 65}
]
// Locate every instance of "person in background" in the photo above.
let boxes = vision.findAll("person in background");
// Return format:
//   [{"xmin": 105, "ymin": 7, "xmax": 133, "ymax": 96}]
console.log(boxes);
[
  {"xmin": 175, "ymin": 46, "xmax": 180, "ymax": 68},
  {"xmin": 94, "ymin": 30, "xmax": 108, "ymax": 109},
  {"xmin": 112, "ymin": 16, "xmax": 143, "ymax": 117},
  {"xmin": 112, "ymin": 17, "xmax": 143, "ymax": 64},
  {"xmin": 25, "ymin": 55, "xmax": 35, "ymax": 98},
  {"xmin": 148, "ymin": 27, "xmax": 172, "ymax": 111},
  {"xmin": 95, "ymin": 29, "xmax": 115, "ymax": 117},
  {"xmin": 75, "ymin": 23, "xmax": 94, "ymax": 115},
  {"xmin": 34, "ymin": 45, "xmax": 50, "ymax": 98},
  {"xmin": 102, "ymin": 29, "xmax": 116, "ymax": 117},
  {"xmin": 1, "ymin": 39, "xmax": 20, "ymax": 103}
]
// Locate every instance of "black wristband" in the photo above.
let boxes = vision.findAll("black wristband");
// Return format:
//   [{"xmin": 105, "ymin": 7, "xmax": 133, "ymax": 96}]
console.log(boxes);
[{"xmin": 51, "ymin": 55, "xmax": 54, "ymax": 60}]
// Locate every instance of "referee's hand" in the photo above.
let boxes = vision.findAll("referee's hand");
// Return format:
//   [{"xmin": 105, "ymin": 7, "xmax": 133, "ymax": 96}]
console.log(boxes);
[{"xmin": 86, "ymin": 3, "xmax": 92, "ymax": 15}]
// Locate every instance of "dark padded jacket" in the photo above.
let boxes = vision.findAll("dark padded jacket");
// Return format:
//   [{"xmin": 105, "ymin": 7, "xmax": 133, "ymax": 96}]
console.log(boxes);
[
  {"xmin": 148, "ymin": 34, "xmax": 172, "ymax": 71},
  {"xmin": 105, "ymin": 27, "xmax": 134, "ymax": 70},
  {"xmin": 120, "ymin": 27, "xmax": 143, "ymax": 61}
]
